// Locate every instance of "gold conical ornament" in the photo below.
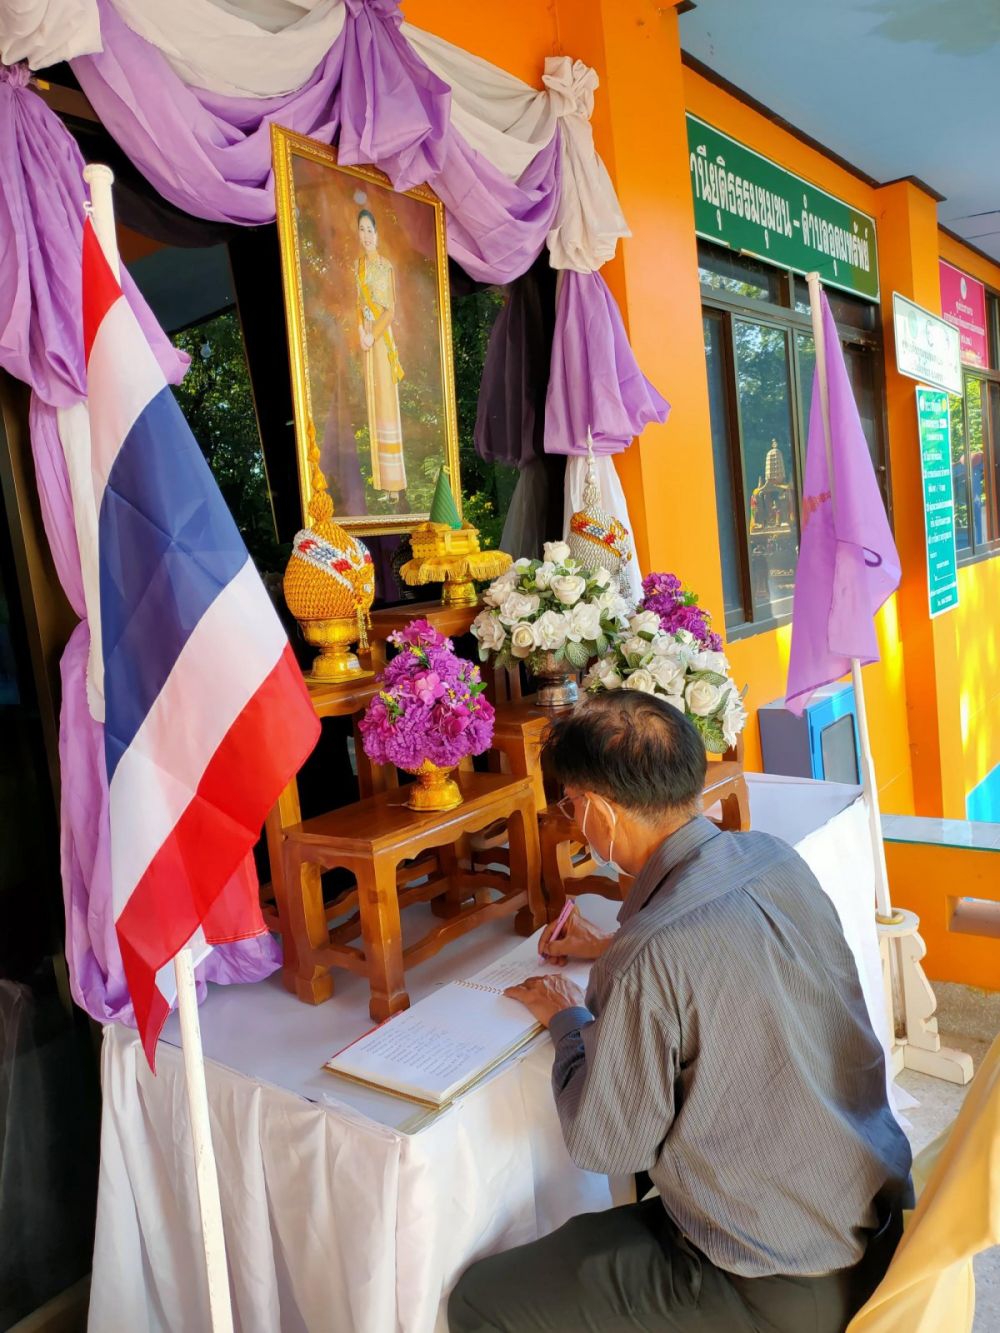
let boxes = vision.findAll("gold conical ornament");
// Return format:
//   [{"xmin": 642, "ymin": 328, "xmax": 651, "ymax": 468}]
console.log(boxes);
[
  {"xmin": 399, "ymin": 465, "xmax": 513, "ymax": 606},
  {"xmin": 283, "ymin": 421, "xmax": 376, "ymax": 683},
  {"xmin": 565, "ymin": 431, "xmax": 633, "ymax": 594}
]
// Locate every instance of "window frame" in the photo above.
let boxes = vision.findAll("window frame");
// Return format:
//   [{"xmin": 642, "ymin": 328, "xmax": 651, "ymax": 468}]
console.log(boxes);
[
  {"xmin": 954, "ymin": 291, "xmax": 1000, "ymax": 566},
  {"xmin": 699, "ymin": 245, "xmax": 890, "ymax": 637}
]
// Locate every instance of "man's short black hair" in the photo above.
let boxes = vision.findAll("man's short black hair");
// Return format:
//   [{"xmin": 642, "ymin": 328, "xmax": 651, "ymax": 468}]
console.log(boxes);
[{"xmin": 544, "ymin": 692, "xmax": 707, "ymax": 818}]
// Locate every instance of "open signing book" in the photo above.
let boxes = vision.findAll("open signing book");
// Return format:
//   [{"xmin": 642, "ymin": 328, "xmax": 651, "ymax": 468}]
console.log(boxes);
[{"xmin": 324, "ymin": 935, "xmax": 591, "ymax": 1109}]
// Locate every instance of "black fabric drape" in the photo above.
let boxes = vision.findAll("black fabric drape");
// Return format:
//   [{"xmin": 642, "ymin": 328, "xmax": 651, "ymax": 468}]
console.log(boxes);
[{"xmin": 474, "ymin": 251, "xmax": 557, "ymax": 467}]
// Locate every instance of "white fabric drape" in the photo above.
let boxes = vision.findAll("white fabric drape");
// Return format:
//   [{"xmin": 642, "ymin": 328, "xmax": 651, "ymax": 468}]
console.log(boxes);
[
  {"xmin": 110, "ymin": 0, "xmax": 346, "ymax": 97},
  {"xmin": 3, "ymin": 0, "xmax": 631, "ymax": 276},
  {"xmin": 90, "ymin": 1022, "xmax": 614, "ymax": 1333},
  {"xmin": 0, "ymin": 0, "xmax": 100, "ymax": 67},
  {"xmin": 564, "ymin": 454, "xmax": 645, "ymax": 605},
  {"xmin": 542, "ymin": 56, "xmax": 629, "ymax": 272},
  {"xmin": 402, "ymin": 23, "xmax": 557, "ymax": 182}
]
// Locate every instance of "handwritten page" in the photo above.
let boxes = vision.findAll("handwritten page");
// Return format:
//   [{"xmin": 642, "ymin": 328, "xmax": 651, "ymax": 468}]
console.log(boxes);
[
  {"xmin": 460, "ymin": 946, "xmax": 590, "ymax": 996},
  {"xmin": 325, "ymin": 929, "xmax": 593, "ymax": 1107},
  {"xmin": 360, "ymin": 1019, "xmax": 489, "ymax": 1085}
]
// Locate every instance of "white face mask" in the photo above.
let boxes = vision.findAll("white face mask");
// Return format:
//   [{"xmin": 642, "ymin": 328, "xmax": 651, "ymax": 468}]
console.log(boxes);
[{"xmin": 581, "ymin": 795, "xmax": 622, "ymax": 878}]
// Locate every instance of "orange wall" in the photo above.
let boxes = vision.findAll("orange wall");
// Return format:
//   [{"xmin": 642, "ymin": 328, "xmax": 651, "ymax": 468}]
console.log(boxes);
[
  {"xmin": 401, "ymin": 0, "xmax": 560, "ymax": 84},
  {"xmin": 681, "ymin": 67, "xmax": 914, "ymax": 807},
  {"xmin": 405, "ymin": 0, "xmax": 1000, "ymax": 818}
]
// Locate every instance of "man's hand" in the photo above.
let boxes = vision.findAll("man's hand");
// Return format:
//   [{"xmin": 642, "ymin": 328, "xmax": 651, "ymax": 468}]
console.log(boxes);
[
  {"xmin": 539, "ymin": 905, "xmax": 614, "ymax": 964},
  {"xmin": 504, "ymin": 975, "xmax": 585, "ymax": 1028}
]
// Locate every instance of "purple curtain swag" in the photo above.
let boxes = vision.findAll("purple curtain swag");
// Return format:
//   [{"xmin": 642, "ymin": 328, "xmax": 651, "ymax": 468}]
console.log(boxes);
[{"xmin": 0, "ymin": 0, "xmax": 668, "ymax": 1028}]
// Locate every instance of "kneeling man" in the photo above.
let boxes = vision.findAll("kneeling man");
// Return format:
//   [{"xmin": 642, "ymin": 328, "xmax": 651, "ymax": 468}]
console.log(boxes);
[{"xmin": 450, "ymin": 692, "xmax": 911, "ymax": 1332}]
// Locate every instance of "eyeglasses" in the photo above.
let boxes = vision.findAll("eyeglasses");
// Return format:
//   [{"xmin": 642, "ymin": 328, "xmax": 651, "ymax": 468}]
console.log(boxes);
[{"xmin": 555, "ymin": 795, "xmax": 578, "ymax": 823}]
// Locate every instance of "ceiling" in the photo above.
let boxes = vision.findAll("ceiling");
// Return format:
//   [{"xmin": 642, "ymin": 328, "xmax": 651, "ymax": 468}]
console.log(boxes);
[{"xmin": 679, "ymin": 0, "xmax": 1000, "ymax": 264}]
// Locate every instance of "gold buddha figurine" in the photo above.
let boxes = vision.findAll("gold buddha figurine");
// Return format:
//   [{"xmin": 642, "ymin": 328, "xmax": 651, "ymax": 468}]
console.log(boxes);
[{"xmin": 749, "ymin": 440, "xmax": 794, "ymax": 533}]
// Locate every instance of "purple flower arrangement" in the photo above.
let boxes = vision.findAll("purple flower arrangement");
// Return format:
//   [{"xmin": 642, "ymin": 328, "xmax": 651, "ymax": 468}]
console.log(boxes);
[
  {"xmin": 358, "ymin": 620, "xmax": 494, "ymax": 771},
  {"xmin": 640, "ymin": 572, "xmax": 723, "ymax": 652}
]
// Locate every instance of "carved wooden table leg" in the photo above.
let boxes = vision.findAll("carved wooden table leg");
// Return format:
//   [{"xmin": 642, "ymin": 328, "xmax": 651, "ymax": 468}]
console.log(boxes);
[
  {"xmin": 717, "ymin": 776, "xmax": 750, "ymax": 831},
  {"xmin": 282, "ymin": 842, "xmax": 335, "ymax": 1004},
  {"xmin": 431, "ymin": 842, "xmax": 466, "ymax": 918},
  {"xmin": 356, "ymin": 856, "xmax": 409, "ymax": 1022},
  {"xmin": 509, "ymin": 793, "xmax": 544, "ymax": 936}
]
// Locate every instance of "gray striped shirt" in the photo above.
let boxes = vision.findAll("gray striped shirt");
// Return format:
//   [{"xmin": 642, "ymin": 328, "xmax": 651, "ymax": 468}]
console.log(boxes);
[{"xmin": 548, "ymin": 817, "xmax": 912, "ymax": 1278}]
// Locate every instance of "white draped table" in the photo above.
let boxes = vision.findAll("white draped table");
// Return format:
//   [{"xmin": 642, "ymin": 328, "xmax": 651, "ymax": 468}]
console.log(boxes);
[{"xmin": 89, "ymin": 776, "xmax": 891, "ymax": 1333}]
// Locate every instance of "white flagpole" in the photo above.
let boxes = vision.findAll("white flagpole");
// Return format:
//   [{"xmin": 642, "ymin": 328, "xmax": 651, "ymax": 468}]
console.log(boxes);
[
  {"xmin": 83, "ymin": 163, "xmax": 235, "ymax": 1333},
  {"xmin": 173, "ymin": 947, "xmax": 236, "ymax": 1333},
  {"xmin": 805, "ymin": 272, "xmax": 896, "ymax": 924}
]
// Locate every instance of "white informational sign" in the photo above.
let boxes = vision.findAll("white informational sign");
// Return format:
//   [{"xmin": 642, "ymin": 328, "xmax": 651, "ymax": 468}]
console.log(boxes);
[{"xmin": 893, "ymin": 293, "xmax": 963, "ymax": 396}]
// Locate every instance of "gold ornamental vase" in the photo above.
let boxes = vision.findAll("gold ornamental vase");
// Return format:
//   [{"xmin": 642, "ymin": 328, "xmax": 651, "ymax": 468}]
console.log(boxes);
[
  {"xmin": 405, "ymin": 759, "xmax": 463, "ymax": 812},
  {"xmin": 531, "ymin": 651, "xmax": 579, "ymax": 709},
  {"xmin": 301, "ymin": 616, "xmax": 374, "ymax": 684}
]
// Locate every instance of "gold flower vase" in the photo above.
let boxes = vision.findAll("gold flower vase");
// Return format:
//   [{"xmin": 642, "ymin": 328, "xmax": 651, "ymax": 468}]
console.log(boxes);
[
  {"xmin": 405, "ymin": 759, "xmax": 463, "ymax": 812},
  {"xmin": 531, "ymin": 651, "xmax": 579, "ymax": 709},
  {"xmin": 301, "ymin": 616, "xmax": 374, "ymax": 684}
]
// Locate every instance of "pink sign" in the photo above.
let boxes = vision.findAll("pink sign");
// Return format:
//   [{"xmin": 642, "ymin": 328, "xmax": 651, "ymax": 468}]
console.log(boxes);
[{"xmin": 940, "ymin": 260, "xmax": 989, "ymax": 368}]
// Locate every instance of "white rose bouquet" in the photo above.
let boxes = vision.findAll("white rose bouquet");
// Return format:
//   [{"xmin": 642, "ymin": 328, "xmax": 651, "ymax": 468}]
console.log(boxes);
[
  {"xmin": 472, "ymin": 541, "xmax": 631, "ymax": 675},
  {"xmin": 582, "ymin": 614, "xmax": 747, "ymax": 754}
]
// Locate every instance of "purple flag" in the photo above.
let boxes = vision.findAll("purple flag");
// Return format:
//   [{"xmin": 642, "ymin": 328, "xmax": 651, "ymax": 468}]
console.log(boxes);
[{"xmin": 785, "ymin": 292, "xmax": 900, "ymax": 715}]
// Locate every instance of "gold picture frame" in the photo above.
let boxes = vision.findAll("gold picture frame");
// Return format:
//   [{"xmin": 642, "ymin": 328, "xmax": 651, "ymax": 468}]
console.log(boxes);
[{"xmin": 272, "ymin": 125, "xmax": 462, "ymax": 536}]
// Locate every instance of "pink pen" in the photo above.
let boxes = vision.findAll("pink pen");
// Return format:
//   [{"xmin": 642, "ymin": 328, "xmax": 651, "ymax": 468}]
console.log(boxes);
[{"xmin": 540, "ymin": 897, "xmax": 575, "ymax": 958}]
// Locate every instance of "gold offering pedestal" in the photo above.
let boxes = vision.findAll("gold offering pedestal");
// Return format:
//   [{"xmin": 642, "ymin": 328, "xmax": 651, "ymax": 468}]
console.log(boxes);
[
  {"xmin": 301, "ymin": 615, "xmax": 374, "ymax": 684},
  {"xmin": 400, "ymin": 521, "xmax": 511, "ymax": 607}
]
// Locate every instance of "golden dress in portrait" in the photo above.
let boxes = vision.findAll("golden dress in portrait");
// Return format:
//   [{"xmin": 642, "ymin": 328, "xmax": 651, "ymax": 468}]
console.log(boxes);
[{"xmin": 356, "ymin": 253, "xmax": 406, "ymax": 495}]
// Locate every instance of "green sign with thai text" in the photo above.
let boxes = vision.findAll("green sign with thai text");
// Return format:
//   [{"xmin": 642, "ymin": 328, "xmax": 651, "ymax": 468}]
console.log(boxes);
[
  {"xmin": 687, "ymin": 115, "xmax": 880, "ymax": 302},
  {"xmin": 916, "ymin": 386, "xmax": 959, "ymax": 618}
]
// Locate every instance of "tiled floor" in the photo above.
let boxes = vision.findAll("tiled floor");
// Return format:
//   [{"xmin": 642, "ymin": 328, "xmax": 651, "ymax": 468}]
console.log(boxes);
[{"xmin": 895, "ymin": 982, "xmax": 1000, "ymax": 1332}]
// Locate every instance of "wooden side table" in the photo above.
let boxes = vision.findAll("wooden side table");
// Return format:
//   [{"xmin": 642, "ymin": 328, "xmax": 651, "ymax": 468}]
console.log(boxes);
[
  {"xmin": 263, "ymin": 677, "xmax": 391, "ymax": 986},
  {"xmin": 490, "ymin": 696, "xmax": 557, "ymax": 811},
  {"xmin": 282, "ymin": 771, "xmax": 544, "ymax": 1019}
]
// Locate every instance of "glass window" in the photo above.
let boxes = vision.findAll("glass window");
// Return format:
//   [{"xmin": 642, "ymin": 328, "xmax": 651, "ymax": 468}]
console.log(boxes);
[
  {"xmin": 967, "ymin": 377, "xmax": 989, "ymax": 548},
  {"xmin": 952, "ymin": 369, "xmax": 1000, "ymax": 560},
  {"xmin": 698, "ymin": 240, "xmax": 887, "ymax": 633},
  {"xmin": 703, "ymin": 313, "xmax": 745, "ymax": 623},
  {"xmin": 950, "ymin": 391, "xmax": 971, "ymax": 554},
  {"xmin": 793, "ymin": 277, "xmax": 877, "ymax": 331},
  {"xmin": 733, "ymin": 319, "xmax": 799, "ymax": 623},
  {"xmin": 698, "ymin": 242, "xmax": 782, "ymax": 304},
  {"xmin": 0, "ymin": 510, "xmax": 101, "ymax": 1328}
]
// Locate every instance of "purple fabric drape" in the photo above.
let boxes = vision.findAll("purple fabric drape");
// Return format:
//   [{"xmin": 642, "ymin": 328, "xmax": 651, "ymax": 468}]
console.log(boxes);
[
  {"xmin": 0, "ymin": 62, "xmax": 183, "ymax": 405},
  {"xmin": 544, "ymin": 269, "xmax": 670, "ymax": 455},
  {"xmin": 71, "ymin": 0, "xmax": 559, "ymax": 282},
  {"xmin": 339, "ymin": 0, "xmax": 451, "ymax": 191},
  {"xmin": 1, "ymin": 0, "xmax": 670, "ymax": 1024},
  {"xmin": 1, "ymin": 69, "xmax": 282, "ymax": 1026}
]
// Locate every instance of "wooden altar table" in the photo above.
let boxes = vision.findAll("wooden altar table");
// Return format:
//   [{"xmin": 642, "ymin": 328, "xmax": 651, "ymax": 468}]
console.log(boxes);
[{"xmin": 88, "ymin": 776, "xmax": 893, "ymax": 1333}]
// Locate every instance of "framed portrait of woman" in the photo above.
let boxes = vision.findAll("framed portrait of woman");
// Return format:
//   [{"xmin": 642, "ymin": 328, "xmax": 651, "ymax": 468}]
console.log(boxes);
[{"xmin": 272, "ymin": 126, "xmax": 462, "ymax": 535}]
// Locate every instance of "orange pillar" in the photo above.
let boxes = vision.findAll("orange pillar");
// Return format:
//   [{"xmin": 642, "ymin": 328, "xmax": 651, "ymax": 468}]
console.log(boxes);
[
  {"xmin": 555, "ymin": 0, "xmax": 725, "ymax": 618},
  {"xmin": 876, "ymin": 181, "xmax": 964, "ymax": 817}
]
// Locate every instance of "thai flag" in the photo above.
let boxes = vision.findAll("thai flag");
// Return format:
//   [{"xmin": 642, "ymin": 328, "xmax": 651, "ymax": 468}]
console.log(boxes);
[{"xmin": 81, "ymin": 218, "xmax": 319, "ymax": 1066}]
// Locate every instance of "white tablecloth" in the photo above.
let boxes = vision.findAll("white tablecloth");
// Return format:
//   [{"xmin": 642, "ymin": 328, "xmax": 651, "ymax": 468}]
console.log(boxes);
[{"xmin": 89, "ymin": 777, "xmax": 890, "ymax": 1333}]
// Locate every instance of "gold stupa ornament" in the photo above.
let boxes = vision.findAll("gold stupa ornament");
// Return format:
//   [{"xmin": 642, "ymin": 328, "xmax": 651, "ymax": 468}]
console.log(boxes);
[
  {"xmin": 565, "ymin": 432, "xmax": 633, "ymax": 593},
  {"xmin": 283, "ymin": 423, "xmax": 376, "ymax": 682},
  {"xmin": 399, "ymin": 467, "xmax": 512, "ymax": 607},
  {"xmin": 749, "ymin": 439, "xmax": 795, "ymax": 533}
]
